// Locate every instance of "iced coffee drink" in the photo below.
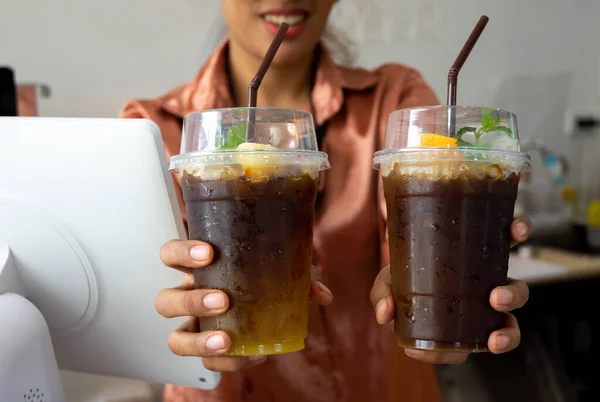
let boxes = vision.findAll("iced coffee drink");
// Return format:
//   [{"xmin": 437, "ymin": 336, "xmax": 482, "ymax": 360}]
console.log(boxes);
[
  {"xmin": 373, "ymin": 106, "xmax": 530, "ymax": 352},
  {"xmin": 170, "ymin": 108, "xmax": 329, "ymax": 355}
]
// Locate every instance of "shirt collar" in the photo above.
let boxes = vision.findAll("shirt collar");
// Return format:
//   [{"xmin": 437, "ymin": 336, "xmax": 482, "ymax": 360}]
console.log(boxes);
[{"xmin": 161, "ymin": 40, "xmax": 380, "ymax": 125}]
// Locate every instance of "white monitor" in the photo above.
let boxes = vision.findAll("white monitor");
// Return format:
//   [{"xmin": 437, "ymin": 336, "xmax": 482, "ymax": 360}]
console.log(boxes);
[{"xmin": 0, "ymin": 117, "xmax": 221, "ymax": 391}]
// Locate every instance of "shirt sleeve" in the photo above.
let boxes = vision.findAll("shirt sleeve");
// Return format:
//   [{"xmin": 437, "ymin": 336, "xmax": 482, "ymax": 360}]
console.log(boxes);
[
  {"xmin": 397, "ymin": 70, "xmax": 440, "ymax": 109},
  {"xmin": 119, "ymin": 100, "xmax": 141, "ymax": 118},
  {"xmin": 378, "ymin": 70, "xmax": 440, "ymax": 268}
]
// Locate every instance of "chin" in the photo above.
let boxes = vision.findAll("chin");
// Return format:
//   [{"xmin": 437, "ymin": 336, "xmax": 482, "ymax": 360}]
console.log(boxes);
[{"xmin": 270, "ymin": 42, "xmax": 315, "ymax": 66}]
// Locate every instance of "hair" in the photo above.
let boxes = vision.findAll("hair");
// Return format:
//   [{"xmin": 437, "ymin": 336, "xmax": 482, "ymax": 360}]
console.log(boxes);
[{"xmin": 322, "ymin": 24, "xmax": 356, "ymax": 67}]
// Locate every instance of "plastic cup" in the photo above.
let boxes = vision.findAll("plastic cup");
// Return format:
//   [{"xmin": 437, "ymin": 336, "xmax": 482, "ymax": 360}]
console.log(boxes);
[
  {"xmin": 373, "ymin": 106, "xmax": 531, "ymax": 352},
  {"xmin": 169, "ymin": 108, "xmax": 329, "ymax": 356}
]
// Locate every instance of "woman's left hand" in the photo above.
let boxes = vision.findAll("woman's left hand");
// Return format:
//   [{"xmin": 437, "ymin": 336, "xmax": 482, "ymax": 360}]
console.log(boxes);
[{"xmin": 370, "ymin": 217, "xmax": 532, "ymax": 364}]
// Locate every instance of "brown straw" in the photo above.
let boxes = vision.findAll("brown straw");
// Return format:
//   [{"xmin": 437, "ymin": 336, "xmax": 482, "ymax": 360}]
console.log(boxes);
[
  {"xmin": 446, "ymin": 15, "xmax": 489, "ymax": 137},
  {"xmin": 245, "ymin": 23, "xmax": 289, "ymax": 141},
  {"xmin": 447, "ymin": 15, "xmax": 489, "ymax": 106}
]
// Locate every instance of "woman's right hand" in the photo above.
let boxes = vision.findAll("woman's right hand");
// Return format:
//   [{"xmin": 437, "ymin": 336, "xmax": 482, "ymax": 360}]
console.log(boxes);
[{"xmin": 155, "ymin": 239, "xmax": 333, "ymax": 372}]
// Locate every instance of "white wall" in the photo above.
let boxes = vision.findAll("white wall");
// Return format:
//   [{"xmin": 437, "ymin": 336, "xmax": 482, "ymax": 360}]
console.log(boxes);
[
  {"xmin": 352, "ymin": 0, "xmax": 600, "ymax": 198},
  {"xmin": 3, "ymin": 0, "xmax": 599, "ymax": 121},
  {"xmin": 3, "ymin": 0, "xmax": 600, "ymax": 201},
  {"xmin": 357, "ymin": 0, "xmax": 599, "ymax": 111},
  {"xmin": 4, "ymin": 0, "xmax": 599, "ymax": 194},
  {"xmin": 1, "ymin": 0, "xmax": 225, "ymax": 117}
]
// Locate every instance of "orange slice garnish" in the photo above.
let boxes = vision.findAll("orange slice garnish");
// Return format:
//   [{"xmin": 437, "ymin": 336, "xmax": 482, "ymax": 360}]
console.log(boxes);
[{"xmin": 420, "ymin": 133, "xmax": 457, "ymax": 147}]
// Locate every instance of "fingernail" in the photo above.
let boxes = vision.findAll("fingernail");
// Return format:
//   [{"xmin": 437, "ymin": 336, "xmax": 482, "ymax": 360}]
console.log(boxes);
[
  {"xmin": 249, "ymin": 355, "xmax": 267, "ymax": 362},
  {"xmin": 316, "ymin": 281, "xmax": 332, "ymax": 296},
  {"xmin": 515, "ymin": 221, "xmax": 528, "ymax": 237},
  {"xmin": 190, "ymin": 245, "xmax": 209, "ymax": 261},
  {"xmin": 206, "ymin": 335, "xmax": 225, "ymax": 351},
  {"xmin": 495, "ymin": 334, "xmax": 510, "ymax": 350},
  {"xmin": 375, "ymin": 299, "xmax": 388, "ymax": 322},
  {"xmin": 203, "ymin": 293, "xmax": 225, "ymax": 309},
  {"xmin": 497, "ymin": 288, "xmax": 514, "ymax": 305},
  {"xmin": 405, "ymin": 349, "xmax": 425, "ymax": 358}
]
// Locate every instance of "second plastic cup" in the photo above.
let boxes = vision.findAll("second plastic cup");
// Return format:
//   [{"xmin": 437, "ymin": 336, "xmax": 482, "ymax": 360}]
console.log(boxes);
[
  {"xmin": 170, "ymin": 108, "xmax": 330, "ymax": 356},
  {"xmin": 373, "ymin": 106, "xmax": 531, "ymax": 352}
]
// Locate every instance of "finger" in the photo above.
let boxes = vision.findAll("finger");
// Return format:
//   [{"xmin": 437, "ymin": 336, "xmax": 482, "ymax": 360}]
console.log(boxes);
[
  {"xmin": 169, "ymin": 329, "xmax": 229, "ymax": 357},
  {"xmin": 370, "ymin": 266, "xmax": 394, "ymax": 325},
  {"xmin": 168, "ymin": 318, "xmax": 230, "ymax": 357},
  {"xmin": 310, "ymin": 280, "xmax": 333, "ymax": 305},
  {"xmin": 490, "ymin": 279, "xmax": 530, "ymax": 312},
  {"xmin": 488, "ymin": 314, "xmax": 521, "ymax": 354},
  {"xmin": 202, "ymin": 355, "xmax": 268, "ymax": 372},
  {"xmin": 510, "ymin": 217, "xmax": 532, "ymax": 247},
  {"xmin": 309, "ymin": 265, "xmax": 333, "ymax": 305},
  {"xmin": 404, "ymin": 349, "xmax": 469, "ymax": 364},
  {"xmin": 160, "ymin": 239, "xmax": 214, "ymax": 270},
  {"xmin": 168, "ymin": 319, "xmax": 267, "ymax": 372},
  {"xmin": 155, "ymin": 287, "xmax": 229, "ymax": 318}
]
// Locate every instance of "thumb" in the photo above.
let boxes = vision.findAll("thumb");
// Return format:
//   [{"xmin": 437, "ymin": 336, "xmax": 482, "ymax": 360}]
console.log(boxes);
[
  {"xmin": 310, "ymin": 265, "xmax": 333, "ymax": 305},
  {"xmin": 370, "ymin": 266, "xmax": 394, "ymax": 325}
]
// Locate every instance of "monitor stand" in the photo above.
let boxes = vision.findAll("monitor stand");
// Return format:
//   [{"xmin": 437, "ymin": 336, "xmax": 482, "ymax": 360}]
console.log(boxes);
[
  {"xmin": 0, "ymin": 199, "xmax": 99, "ymax": 333},
  {"xmin": 0, "ymin": 246, "xmax": 66, "ymax": 402},
  {"xmin": 0, "ymin": 198, "xmax": 98, "ymax": 402}
]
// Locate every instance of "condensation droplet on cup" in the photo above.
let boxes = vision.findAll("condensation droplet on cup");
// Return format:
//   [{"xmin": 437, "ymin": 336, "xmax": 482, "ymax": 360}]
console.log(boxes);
[{"xmin": 482, "ymin": 242, "xmax": 491, "ymax": 259}]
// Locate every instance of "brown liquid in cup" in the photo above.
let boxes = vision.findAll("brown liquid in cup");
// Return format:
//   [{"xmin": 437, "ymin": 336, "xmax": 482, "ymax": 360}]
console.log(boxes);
[
  {"xmin": 383, "ymin": 169, "xmax": 519, "ymax": 352},
  {"xmin": 182, "ymin": 171, "xmax": 318, "ymax": 355}
]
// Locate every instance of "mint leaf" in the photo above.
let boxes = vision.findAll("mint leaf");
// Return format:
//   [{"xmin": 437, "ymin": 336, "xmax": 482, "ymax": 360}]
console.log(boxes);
[
  {"xmin": 495, "ymin": 125, "xmax": 515, "ymax": 138},
  {"xmin": 456, "ymin": 126, "xmax": 477, "ymax": 140},
  {"xmin": 218, "ymin": 124, "xmax": 246, "ymax": 150},
  {"xmin": 481, "ymin": 115, "xmax": 500, "ymax": 132},
  {"xmin": 481, "ymin": 107, "xmax": 495, "ymax": 116},
  {"xmin": 456, "ymin": 111, "xmax": 515, "ymax": 148}
]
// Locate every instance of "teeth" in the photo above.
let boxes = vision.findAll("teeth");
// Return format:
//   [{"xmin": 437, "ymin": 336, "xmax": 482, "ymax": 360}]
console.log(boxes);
[{"xmin": 263, "ymin": 14, "xmax": 305, "ymax": 26}]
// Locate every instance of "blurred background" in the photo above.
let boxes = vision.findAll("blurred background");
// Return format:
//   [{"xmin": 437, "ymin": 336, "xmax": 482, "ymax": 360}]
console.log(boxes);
[{"xmin": 2, "ymin": 0, "xmax": 600, "ymax": 401}]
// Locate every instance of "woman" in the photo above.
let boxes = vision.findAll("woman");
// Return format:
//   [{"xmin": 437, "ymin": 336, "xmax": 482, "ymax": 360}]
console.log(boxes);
[{"xmin": 121, "ymin": 1, "xmax": 532, "ymax": 401}]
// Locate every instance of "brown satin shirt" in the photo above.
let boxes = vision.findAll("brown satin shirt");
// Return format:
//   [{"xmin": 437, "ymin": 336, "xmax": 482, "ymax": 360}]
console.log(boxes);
[{"xmin": 121, "ymin": 41, "xmax": 441, "ymax": 402}]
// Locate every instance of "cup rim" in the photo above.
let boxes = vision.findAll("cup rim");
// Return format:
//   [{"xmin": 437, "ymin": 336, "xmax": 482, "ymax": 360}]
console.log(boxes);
[
  {"xmin": 169, "ymin": 149, "xmax": 331, "ymax": 171},
  {"xmin": 373, "ymin": 147, "xmax": 530, "ymax": 157},
  {"xmin": 372, "ymin": 147, "xmax": 532, "ymax": 172},
  {"xmin": 183, "ymin": 107, "xmax": 313, "ymax": 119},
  {"xmin": 389, "ymin": 105, "xmax": 517, "ymax": 119}
]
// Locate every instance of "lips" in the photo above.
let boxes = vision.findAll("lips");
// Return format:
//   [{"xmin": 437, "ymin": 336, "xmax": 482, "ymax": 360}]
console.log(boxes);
[
  {"xmin": 261, "ymin": 9, "xmax": 309, "ymax": 40},
  {"xmin": 263, "ymin": 13, "xmax": 306, "ymax": 26}
]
